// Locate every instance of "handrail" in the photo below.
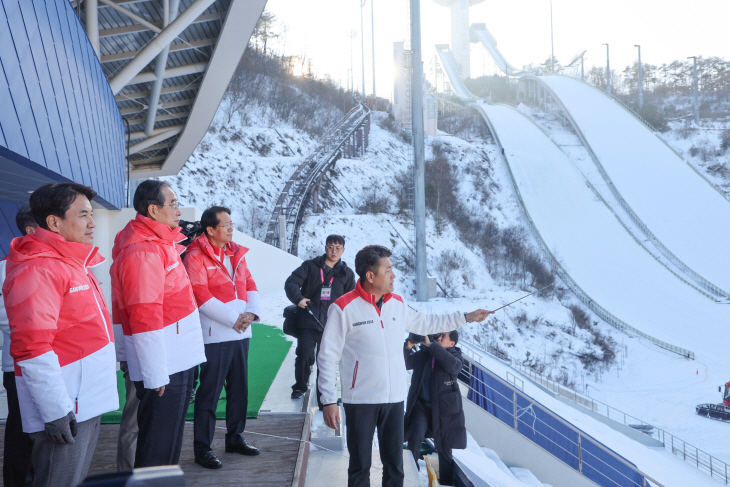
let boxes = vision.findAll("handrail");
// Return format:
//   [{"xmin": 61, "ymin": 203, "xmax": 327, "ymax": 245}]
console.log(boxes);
[
  {"xmin": 520, "ymin": 75, "xmax": 729, "ymax": 301},
  {"xmin": 460, "ymin": 337, "xmax": 730, "ymax": 485},
  {"xmin": 287, "ymin": 106, "xmax": 370, "ymax": 254},
  {"xmin": 469, "ymin": 101, "xmax": 694, "ymax": 359},
  {"xmin": 459, "ymin": 352, "xmax": 665, "ymax": 487},
  {"xmin": 264, "ymin": 102, "xmax": 371, "ymax": 253}
]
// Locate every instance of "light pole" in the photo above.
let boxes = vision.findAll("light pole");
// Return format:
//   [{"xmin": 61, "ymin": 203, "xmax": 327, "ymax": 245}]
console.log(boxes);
[
  {"xmin": 549, "ymin": 0, "xmax": 554, "ymax": 73},
  {"xmin": 688, "ymin": 56, "xmax": 699, "ymax": 125},
  {"xmin": 634, "ymin": 45, "xmax": 643, "ymax": 108},
  {"xmin": 371, "ymin": 0, "xmax": 376, "ymax": 103},
  {"xmin": 360, "ymin": 0, "xmax": 366, "ymax": 99},
  {"xmin": 410, "ymin": 0, "xmax": 427, "ymax": 301},
  {"xmin": 350, "ymin": 30, "xmax": 357, "ymax": 101},
  {"xmin": 602, "ymin": 43, "xmax": 611, "ymax": 95}
]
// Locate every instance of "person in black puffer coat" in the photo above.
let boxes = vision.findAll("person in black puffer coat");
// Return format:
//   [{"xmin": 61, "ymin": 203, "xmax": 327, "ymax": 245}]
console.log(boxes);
[
  {"xmin": 285, "ymin": 235, "xmax": 356, "ymax": 404},
  {"xmin": 404, "ymin": 330, "xmax": 467, "ymax": 486}
]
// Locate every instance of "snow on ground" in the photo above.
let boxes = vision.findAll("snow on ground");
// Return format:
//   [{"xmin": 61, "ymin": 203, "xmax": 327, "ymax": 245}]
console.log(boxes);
[
  {"xmin": 661, "ymin": 119, "xmax": 730, "ymax": 198},
  {"xmin": 161, "ymin": 105, "xmax": 321, "ymax": 240},
  {"xmin": 470, "ymin": 349, "xmax": 723, "ymax": 486}
]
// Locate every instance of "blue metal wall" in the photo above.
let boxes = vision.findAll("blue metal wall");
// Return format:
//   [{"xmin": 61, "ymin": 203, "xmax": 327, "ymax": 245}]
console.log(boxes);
[{"xmin": 0, "ymin": 0, "xmax": 126, "ymax": 210}]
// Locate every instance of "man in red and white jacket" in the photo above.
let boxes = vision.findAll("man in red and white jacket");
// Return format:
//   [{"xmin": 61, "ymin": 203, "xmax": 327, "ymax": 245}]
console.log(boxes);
[
  {"xmin": 3, "ymin": 183, "xmax": 118, "ymax": 487},
  {"xmin": 318, "ymin": 245, "xmax": 490, "ymax": 487},
  {"xmin": 183, "ymin": 206, "xmax": 261, "ymax": 469},
  {"xmin": 111, "ymin": 180, "xmax": 206, "ymax": 468},
  {"xmin": 0, "ymin": 204, "xmax": 36, "ymax": 487}
]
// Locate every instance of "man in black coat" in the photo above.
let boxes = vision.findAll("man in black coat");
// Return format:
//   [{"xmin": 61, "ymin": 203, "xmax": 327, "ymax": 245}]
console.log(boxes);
[
  {"xmin": 285, "ymin": 235, "xmax": 356, "ymax": 403},
  {"xmin": 404, "ymin": 330, "xmax": 467, "ymax": 486}
]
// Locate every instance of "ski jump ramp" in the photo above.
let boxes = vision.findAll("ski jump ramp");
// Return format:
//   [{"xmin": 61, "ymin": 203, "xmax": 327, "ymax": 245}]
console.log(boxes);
[
  {"xmin": 474, "ymin": 103, "xmax": 726, "ymax": 363},
  {"xmin": 470, "ymin": 24, "xmax": 529, "ymax": 77},
  {"xmin": 527, "ymin": 75, "xmax": 730, "ymax": 299},
  {"xmin": 469, "ymin": 23, "xmax": 730, "ymax": 298}
]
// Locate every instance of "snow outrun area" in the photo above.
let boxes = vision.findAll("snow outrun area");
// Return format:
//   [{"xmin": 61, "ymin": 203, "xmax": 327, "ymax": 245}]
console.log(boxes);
[
  {"xmin": 162, "ymin": 64, "xmax": 728, "ymax": 484},
  {"xmin": 540, "ymin": 75, "xmax": 730, "ymax": 296}
]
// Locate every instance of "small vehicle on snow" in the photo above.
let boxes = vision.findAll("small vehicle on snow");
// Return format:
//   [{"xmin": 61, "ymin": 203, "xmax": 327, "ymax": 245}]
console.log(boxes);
[{"xmin": 696, "ymin": 381, "xmax": 730, "ymax": 422}]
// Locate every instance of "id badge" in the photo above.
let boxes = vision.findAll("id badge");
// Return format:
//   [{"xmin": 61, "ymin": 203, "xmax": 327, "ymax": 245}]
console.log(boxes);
[{"xmin": 320, "ymin": 285, "xmax": 332, "ymax": 301}]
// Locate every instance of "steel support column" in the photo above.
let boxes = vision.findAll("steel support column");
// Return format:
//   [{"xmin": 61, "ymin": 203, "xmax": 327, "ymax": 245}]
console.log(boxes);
[
  {"xmin": 145, "ymin": 0, "xmax": 181, "ymax": 136},
  {"xmin": 410, "ymin": 0, "xmax": 427, "ymax": 301},
  {"xmin": 85, "ymin": 0, "xmax": 99, "ymax": 57},
  {"xmin": 108, "ymin": 0, "xmax": 216, "ymax": 94}
]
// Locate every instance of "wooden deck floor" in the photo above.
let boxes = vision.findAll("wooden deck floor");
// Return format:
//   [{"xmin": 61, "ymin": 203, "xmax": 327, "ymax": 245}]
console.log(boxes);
[{"xmin": 0, "ymin": 413, "xmax": 306, "ymax": 487}]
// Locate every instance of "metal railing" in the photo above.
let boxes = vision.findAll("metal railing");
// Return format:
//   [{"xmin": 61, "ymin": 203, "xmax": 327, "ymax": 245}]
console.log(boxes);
[
  {"xmin": 264, "ymin": 103, "xmax": 370, "ymax": 254},
  {"xmin": 459, "ymin": 354, "xmax": 664, "ymax": 487},
  {"xmin": 460, "ymin": 338, "xmax": 730, "ymax": 485},
  {"xmin": 470, "ymin": 101, "xmax": 695, "ymax": 359},
  {"xmin": 520, "ymin": 75, "xmax": 730, "ymax": 301}
]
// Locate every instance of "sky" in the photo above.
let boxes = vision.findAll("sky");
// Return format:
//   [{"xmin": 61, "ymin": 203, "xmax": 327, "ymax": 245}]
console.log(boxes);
[{"xmin": 265, "ymin": 0, "xmax": 730, "ymax": 98}]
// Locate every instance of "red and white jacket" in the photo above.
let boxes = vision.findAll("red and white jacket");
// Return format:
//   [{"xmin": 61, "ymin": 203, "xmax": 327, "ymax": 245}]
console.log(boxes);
[
  {"xmin": 317, "ymin": 280, "xmax": 466, "ymax": 406},
  {"xmin": 183, "ymin": 234, "xmax": 260, "ymax": 344},
  {"xmin": 2, "ymin": 229, "xmax": 118, "ymax": 433},
  {"xmin": 111, "ymin": 215, "xmax": 206, "ymax": 389},
  {"xmin": 0, "ymin": 259, "xmax": 14, "ymax": 374}
]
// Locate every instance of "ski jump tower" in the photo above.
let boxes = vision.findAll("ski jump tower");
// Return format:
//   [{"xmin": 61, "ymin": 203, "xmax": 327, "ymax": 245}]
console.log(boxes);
[{"xmin": 432, "ymin": 0, "xmax": 485, "ymax": 79}]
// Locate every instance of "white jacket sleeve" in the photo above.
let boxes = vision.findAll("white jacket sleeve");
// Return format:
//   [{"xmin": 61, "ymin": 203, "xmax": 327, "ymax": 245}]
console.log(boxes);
[
  {"xmin": 317, "ymin": 304, "xmax": 349, "ymax": 406},
  {"xmin": 199, "ymin": 298, "xmax": 240, "ymax": 327},
  {"xmin": 245, "ymin": 290, "xmax": 261, "ymax": 318},
  {"xmin": 404, "ymin": 300, "xmax": 466, "ymax": 335}
]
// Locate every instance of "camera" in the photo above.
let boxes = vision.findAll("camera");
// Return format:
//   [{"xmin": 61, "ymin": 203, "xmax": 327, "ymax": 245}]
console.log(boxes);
[
  {"xmin": 407, "ymin": 333, "xmax": 441, "ymax": 344},
  {"xmin": 178, "ymin": 220, "xmax": 204, "ymax": 247}
]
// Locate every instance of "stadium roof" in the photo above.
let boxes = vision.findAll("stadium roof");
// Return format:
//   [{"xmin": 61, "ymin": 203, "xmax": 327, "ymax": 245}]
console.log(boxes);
[{"xmin": 71, "ymin": 0, "xmax": 266, "ymax": 178}]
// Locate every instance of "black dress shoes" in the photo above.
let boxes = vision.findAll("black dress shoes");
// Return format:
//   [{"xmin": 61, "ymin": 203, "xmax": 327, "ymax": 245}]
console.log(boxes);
[
  {"xmin": 291, "ymin": 390, "xmax": 304, "ymax": 399},
  {"xmin": 195, "ymin": 450, "xmax": 223, "ymax": 469},
  {"xmin": 225, "ymin": 441, "xmax": 260, "ymax": 456}
]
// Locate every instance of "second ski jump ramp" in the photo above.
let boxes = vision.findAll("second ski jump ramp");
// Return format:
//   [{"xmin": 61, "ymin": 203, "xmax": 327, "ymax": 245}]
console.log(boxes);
[
  {"xmin": 475, "ymin": 103, "xmax": 726, "ymax": 365},
  {"xmin": 533, "ymin": 75, "xmax": 730, "ymax": 299}
]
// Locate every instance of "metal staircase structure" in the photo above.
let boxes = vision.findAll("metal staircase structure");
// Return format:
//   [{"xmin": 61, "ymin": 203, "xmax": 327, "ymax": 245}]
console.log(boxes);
[{"xmin": 264, "ymin": 103, "xmax": 371, "ymax": 255}]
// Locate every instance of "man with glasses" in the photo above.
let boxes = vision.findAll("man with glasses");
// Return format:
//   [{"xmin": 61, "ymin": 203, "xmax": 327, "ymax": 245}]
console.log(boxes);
[
  {"xmin": 184, "ymin": 206, "xmax": 261, "ymax": 469},
  {"xmin": 285, "ymin": 235, "xmax": 355, "ymax": 404},
  {"xmin": 111, "ymin": 180, "xmax": 206, "ymax": 468}
]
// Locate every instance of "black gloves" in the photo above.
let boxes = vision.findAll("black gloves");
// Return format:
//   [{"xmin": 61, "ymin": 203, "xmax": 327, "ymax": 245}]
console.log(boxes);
[{"xmin": 44, "ymin": 411, "xmax": 78, "ymax": 445}]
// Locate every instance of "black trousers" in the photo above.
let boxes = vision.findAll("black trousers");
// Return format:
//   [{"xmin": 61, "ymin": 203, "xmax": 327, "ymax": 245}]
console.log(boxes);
[
  {"xmin": 407, "ymin": 399, "xmax": 454, "ymax": 486},
  {"xmin": 194, "ymin": 339, "xmax": 249, "ymax": 456},
  {"xmin": 134, "ymin": 366, "xmax": 195, "ymax": 467},
  {"xmin": 293, "ymin": 328, "xmax": 323, "ymax": 407},
  {"xmin": 343, "ymin": 402, "xmax": 405, "ymax": 487},
  {"xmin": 3, "ymin": 372, "xmax": 32, "ymax": 487}
]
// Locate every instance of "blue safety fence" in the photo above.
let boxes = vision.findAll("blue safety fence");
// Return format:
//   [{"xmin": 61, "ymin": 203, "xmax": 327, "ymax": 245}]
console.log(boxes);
[{"xmin": 463, "ymin": 358, "xmax": 657, "ymax": 487}]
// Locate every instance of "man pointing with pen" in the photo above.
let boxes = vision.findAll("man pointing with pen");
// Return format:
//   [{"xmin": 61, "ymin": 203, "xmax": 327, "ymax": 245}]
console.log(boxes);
[{"xmin": 317, "ymin": 245, "xmax": 491, "ymax": 487}]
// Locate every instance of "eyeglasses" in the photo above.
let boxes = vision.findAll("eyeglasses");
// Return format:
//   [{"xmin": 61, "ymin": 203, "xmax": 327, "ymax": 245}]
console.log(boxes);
[
  {"xmin": 326, "ymin": 245, "xmax": 344, "ymax": 251},
  {"xmin": 217, "ymin": 222, "xmax": 235, "ymax": 229},
  {"xmin": 160, "ymin": 202, "xmax": 181, "ymax": 209}
]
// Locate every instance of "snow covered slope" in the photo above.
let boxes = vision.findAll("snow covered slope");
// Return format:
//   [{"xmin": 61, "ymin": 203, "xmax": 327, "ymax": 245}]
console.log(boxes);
[{"xmin": 538, "ymin": 75, "xmax": 730, "ymax": 298}]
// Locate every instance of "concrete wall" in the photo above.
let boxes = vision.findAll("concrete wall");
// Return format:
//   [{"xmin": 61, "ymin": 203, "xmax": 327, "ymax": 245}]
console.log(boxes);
[{"xmin": 460, "ymin": 385, "xmax": 599, "ymax": 487}]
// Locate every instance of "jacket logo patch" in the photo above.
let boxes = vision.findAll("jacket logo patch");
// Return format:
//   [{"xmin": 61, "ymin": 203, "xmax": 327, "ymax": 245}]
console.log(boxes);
[
  {"xmin": 206, "ymin": 266, "xmax": 217, "ymax": 270},
  {"xmin": 352, "ymin": 320, "xmax": 374, "ymax": 327},
  {"xmin": 166, "ymin": 262, "xmax": 179, "ymax": 272},
  {"xmin": 69, "ymin": 284, "xmax": 90, "ymax": 293}
]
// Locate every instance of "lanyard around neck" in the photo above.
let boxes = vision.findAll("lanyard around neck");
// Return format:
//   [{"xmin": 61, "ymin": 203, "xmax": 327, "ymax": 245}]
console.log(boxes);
[{"xmin": 320, "ymin": 268, "xmax": 334, "ymax": 285}]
